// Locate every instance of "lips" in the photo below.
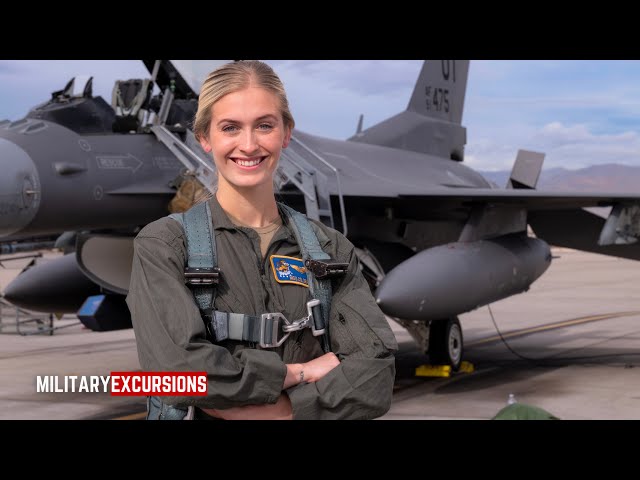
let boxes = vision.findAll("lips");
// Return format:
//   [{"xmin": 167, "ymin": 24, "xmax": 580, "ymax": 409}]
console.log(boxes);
[{"xmin": 230, "ymin": 156, "xmax": 267, "ymax": 168}]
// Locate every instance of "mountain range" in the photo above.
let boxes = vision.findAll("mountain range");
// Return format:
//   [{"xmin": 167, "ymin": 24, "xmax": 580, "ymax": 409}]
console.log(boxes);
[{"xmin": 479, "ymin": 164, "xmax": 640, "ymax": 193}]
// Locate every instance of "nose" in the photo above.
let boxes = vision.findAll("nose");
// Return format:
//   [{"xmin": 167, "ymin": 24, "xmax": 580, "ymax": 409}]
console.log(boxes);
[
  {"xmin": 0, "ymin": 137, "xmax": 40, "ymax": 238},
  {"xmin": 240, "ymin": 129, "xmax": 259, "ymax": 154}
]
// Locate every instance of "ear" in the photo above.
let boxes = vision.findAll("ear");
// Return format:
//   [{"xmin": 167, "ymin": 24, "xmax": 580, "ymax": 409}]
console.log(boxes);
[
  {"xmin": 282, "ymin": 125, "xmax": 293, "ymax": 149},
  {"xmin": 199, "ymin": 137, "xmax": 212, "ymax": 153}
]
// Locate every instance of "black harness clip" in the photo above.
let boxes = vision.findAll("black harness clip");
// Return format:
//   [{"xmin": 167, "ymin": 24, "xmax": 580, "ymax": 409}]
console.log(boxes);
[
  {"xmin": 184, "ymin": 267, "xmax": 221, "ymax": 286},
  {"xmin": 305, "ymin": 259, "xmax": 348, "ymax": 280}
]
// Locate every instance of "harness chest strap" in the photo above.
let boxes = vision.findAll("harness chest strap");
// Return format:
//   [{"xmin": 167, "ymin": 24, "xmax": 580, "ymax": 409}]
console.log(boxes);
[
  {"xmin": 170, "ymin": 201, "xmax": 343, "ymax": 350},
  {"xmin": 278, "ymin": 204, "xmax": 333, "ymax": 352},
  {"xmin": 210, "ymin": 299, "xmax": 321, "ymax": 348},
  {"xmin": 154, "ymin": 202, "xmax": 342, "ymax": 420}
]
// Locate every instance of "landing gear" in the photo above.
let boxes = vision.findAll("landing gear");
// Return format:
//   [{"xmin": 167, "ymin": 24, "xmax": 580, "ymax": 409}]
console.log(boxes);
[{"xmin": 428, "ymin": 317, "xmax": 463, "ymax": 371}]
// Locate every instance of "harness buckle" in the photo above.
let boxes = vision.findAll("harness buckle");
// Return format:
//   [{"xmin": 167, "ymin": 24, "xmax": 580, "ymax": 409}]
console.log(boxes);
[
  {"xmin": 306, "ymin": 299, "xmax": 325, "ymax": 336},
  {"xmin": 184, "ymin": 267, "xmax": 221, "ymax": 286},
  {"xmin": 259, "ymin": 299, "xmax": 323, "ymax": 347},
  {"xmin": 282, "ymin": 299, "xmax": 322, "ymax": 334},
  {"xmin": 259, "ymin": 313, "xmax": 290, "ymax": 349},
  {"xmin": 305, "ymin": 259, "xmax": 348, "ymax": 279}
]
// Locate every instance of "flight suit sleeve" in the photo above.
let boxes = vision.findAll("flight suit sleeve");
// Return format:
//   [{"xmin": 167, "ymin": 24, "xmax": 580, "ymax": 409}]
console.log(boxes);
[
  {"xmin": 125, "ymin": 220, "xmax": 287, "ymax": 409},
  {"xmin": 286, "ymin": 234, "xmax": 398, "ymax": 420}
]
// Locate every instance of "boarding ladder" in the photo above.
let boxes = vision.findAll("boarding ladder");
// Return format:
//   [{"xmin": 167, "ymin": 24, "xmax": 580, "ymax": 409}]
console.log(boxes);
[
  {"xmin": 277, "ymin": 135, "xmax": 348, "ymax": 235},
  {"xmin": 146, "ymin": 78, "xmax": 349, "ymax": 232},
  {"xmin": 152, "ymin": 124, "xmax": 348, "ymax": 235},
  {"xmin": 150, "ymin": 125, "xmax": 217, "ymax": 192},
  {"xmin": 147, "ymin": 73, "xmax": 343, "ymax": 232},
  {"xmin": 148, "ymin": 79, "xmax": 218, "ymax": 193}
]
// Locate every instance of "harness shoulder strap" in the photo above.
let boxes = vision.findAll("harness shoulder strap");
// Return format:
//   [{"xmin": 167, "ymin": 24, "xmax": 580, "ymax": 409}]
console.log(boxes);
[
  {"xmin": 169, "ymin": 201, "xmax": 217, "ymax": 313},
  {"xmin": 149, "ymin": 204, "xmax": 214, "ymax": 421},
  {"xmin": 171, "ymin": 202, "xmax": 339, "ymax": 353},
  {"xmin": 278, "ymin": 204, "xmax": 333, "ymax": 352}
]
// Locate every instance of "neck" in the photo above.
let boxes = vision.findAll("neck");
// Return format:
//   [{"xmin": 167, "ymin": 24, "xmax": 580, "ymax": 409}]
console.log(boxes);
[{"xmin": 216, "ymin": 178, "xmax": 279, "ymax": 228}]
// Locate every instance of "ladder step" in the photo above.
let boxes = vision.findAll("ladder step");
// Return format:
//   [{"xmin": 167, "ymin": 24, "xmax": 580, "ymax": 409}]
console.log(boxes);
[{"xmin": 280, "ymin": 141, "xmax": 337, "ymax": 232}]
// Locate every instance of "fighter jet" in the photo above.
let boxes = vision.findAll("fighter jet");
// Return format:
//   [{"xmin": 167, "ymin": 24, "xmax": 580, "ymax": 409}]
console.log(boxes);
[{"xmin": 2, "ymin": 60, "xmax": 640, "ymax": 370}]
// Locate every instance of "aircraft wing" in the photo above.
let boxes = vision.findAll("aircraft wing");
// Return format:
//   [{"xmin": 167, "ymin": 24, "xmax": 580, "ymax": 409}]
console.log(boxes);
[
  {"xmin": 398, "ymin": 189, "xmax": 640, "ymax": 210},
  {"xmin": 399, "ymin": 190, "xmax": 640, "ymax": 261},
  {"xmin": 528, "ymin": 208, "xmax": 640, "ymax": 261}
]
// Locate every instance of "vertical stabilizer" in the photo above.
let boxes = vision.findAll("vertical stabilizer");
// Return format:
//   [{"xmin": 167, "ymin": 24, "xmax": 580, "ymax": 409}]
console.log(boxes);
[
  {"xmin": 407, "ymin": 60, "xmax": 469, "ymax": 125},
  {"xmin": 349, "ymin": 60, "xmax": 470, "ymax": 161}
]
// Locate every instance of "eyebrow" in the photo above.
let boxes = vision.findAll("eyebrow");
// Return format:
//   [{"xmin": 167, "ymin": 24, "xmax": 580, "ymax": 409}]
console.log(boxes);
[{"xmin": 216, "ymin": 114, "xmax": 278, "ymax": 126}]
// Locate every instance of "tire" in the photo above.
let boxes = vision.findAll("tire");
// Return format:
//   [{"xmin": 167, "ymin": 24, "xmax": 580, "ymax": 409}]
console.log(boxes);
[{"xmin": 428, "ymin": 317, "xmax": 463, "ymax": 371}]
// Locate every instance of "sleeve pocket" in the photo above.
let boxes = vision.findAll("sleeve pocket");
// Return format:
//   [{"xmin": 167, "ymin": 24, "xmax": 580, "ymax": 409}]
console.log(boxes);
[{"xmin": 330, "ymin": 288, "xmax": 398, "ymax": 358}]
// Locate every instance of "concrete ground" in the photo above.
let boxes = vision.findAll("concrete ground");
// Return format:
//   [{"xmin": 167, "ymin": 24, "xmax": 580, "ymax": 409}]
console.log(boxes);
[
  {"xmin": 384, "ymin": 249, "xmax": 640, "ymax": 420},
  {"xmin": 1, "ymin": 248, "xmax": 639, "ymax": 420}
]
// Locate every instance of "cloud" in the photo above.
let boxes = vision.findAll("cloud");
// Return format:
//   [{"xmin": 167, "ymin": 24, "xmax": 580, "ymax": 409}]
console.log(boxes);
[
  {"xmin": 0, "ymin": 60, "xmax": 148, "ymax": 121},
  {"xmin": 4, "ymin": 60, "xmax": 640, "ymax": 172},
  {"xmin": 464, "ymin": 140, "xmax": 522, "ymax": 171},
  {"xmin": 269, "ymin": 60, "xmax": 422, "ymax": 96},
  {"xmin": 535, "ymin": 122, "xmax": 640, "ymax": 168},
  {"xmin": 461, "ymin": 61, "xmax": 640, "ymax": 170},
  {"xmin": 0, "ymin": 62, "xmax": 28, "ymax": 76},
  {"xmin": 268, "ymin": 60, "xmax": 420, "ymax": 139},
  {"xmin": 534, "ymin": 122, "xmax": 637, "ymax": 147},
  {"xmin": 467, "ymin": 121, "xmax": 640, "ymax": 170}
]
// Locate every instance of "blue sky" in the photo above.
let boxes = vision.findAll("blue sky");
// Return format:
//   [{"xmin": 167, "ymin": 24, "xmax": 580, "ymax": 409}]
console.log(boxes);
[{"xmin": 2, "ymin": 60, "xmax": 640, "ymax": 171}]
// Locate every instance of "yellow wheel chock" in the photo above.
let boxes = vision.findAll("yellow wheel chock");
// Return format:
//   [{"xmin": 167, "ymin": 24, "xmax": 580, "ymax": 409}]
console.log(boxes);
[{"xmin": 415, "ymin": 361, "xmax": 474, "ymax": 377}]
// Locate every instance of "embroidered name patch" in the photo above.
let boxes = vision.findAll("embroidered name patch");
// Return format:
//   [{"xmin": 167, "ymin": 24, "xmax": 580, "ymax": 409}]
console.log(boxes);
[{"xmin": 270, "ymin": 255, "xmax": 309, "ymax": 287}]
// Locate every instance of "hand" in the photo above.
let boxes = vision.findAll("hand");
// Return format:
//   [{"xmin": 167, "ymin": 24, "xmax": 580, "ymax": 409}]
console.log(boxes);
[
  {"xmin": 283, "ymin": 352, "xmax": 340, "ymax": 389},
  {"xmin": 301, "ymin": 352, "xmax": 340, "ymax": 383}
]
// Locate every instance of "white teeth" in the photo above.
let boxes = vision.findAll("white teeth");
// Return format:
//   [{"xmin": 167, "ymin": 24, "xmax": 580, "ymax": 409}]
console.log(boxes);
[{"xmin": 235, "ymin": 157, "xmax": 264, "ymax": 167}]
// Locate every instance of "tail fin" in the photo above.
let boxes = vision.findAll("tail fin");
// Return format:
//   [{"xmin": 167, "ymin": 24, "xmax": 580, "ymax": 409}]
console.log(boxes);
[
  {"xmin": 349, "ymin": 60, "xmax": 470, "ymax": 161},
  {"xmin": 407, "ymin": 60, "xmax": 469, "ymax": 125}
]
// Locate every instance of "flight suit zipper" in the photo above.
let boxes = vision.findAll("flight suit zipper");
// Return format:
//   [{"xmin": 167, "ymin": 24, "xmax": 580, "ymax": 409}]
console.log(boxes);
[{"xmin": 236, "ymin": 227, "xmax": 268, "ymax": 324}]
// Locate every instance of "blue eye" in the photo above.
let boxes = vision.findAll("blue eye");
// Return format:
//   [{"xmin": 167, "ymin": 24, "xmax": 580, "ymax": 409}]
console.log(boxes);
[
  {"xmin": 258, "ymin": 124, "xmax": 274, "ymax": 131},
  {"xmin": 222, "ymin": 125, "xmax": 238, "ymax": 133}
]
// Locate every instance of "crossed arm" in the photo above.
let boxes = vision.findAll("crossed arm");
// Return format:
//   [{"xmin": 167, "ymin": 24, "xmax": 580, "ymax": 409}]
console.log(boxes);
[
  {"xmin": 128, "ymin": 222, "xmax": 396, "ymax": 420},
  {"xmin": 201, "ymin": 352, "xmax": 340, "ymax": 420}
]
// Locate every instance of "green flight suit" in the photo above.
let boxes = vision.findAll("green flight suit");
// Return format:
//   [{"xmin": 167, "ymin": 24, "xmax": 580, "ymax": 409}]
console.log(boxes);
[{"xmin": 125, "ymin": 195, "xmax": 397, "ymax": 419}]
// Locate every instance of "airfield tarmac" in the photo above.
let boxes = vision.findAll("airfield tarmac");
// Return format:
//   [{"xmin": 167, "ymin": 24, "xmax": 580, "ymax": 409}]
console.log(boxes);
[{"xmin": 1, "ymin": 248, "xmax": 639, "ymax": 420}]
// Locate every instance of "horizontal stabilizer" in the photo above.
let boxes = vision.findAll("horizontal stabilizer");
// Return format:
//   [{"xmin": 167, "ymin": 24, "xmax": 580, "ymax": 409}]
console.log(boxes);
[
  {"xmin": 348, "ymin": 61, "xmax": 469, "ymax": 160},
  {"xmin": 507, "ymin": 150, "xmax": 545, "ymax": 189}
]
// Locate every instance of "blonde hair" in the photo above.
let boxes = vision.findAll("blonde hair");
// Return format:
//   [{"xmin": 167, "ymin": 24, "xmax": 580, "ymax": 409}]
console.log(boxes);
[{"xmin": 193, "ymin": 60, "xmax": 295, "ymax": 142}]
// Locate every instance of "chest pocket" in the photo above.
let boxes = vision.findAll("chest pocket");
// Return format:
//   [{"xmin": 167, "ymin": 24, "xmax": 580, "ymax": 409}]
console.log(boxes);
[
  {"xmin": 282, "ymin": 329, "xmax": 325, "ymax": 364},
  {"xmin": 330, "ymin": 288, "xmax": 398, "ymax": 359}
]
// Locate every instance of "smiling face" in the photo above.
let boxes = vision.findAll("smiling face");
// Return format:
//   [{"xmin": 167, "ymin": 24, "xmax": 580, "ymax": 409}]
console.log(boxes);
[{"xmin": 199, "ymin": 85, "xmax": 292, "ymax": 191}]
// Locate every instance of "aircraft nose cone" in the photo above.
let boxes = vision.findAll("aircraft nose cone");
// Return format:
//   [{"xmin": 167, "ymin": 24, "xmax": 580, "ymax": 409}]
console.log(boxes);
[
  {"xmin": 375, "ymin": 265, "xmax": 416, "ymax": 319},
  {"xmin": 0, "ymin": 137, "xmax": 40, "ymax": 238}
]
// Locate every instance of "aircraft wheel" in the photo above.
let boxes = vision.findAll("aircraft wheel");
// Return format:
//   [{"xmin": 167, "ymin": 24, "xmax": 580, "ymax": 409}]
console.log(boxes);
[{"xmin": 428, "ymin": 317, "xmax": 463, "ymax": 371}]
